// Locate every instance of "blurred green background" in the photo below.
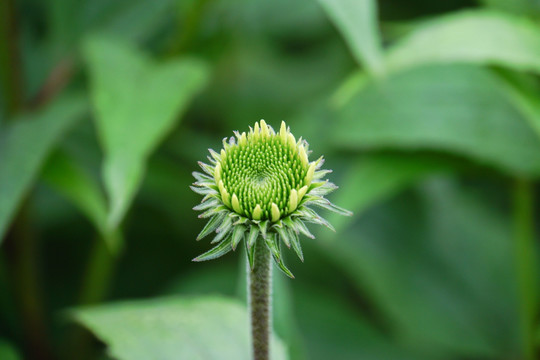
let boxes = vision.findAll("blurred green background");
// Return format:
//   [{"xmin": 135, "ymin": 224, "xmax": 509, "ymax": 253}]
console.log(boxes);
[{"xmin": 2, "ymin": 0, "xmax": 540, "ymax": 359}]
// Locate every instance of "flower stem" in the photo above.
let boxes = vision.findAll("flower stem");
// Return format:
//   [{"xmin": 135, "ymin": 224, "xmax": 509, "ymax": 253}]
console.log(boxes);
[
  {"xmin": 68, "ymin": 236, "xmax": 117, "ymax": 360},
  {"xmin": 79, "ymin": 235, "xmax": 116, "ymax": 305},
  {"xmin": 513, "ymin": 178, "xmax": 537, "ymax": 360},
  {"xmin": 248, "ymin": 238, "xmax": 272, "ymax": 360}
]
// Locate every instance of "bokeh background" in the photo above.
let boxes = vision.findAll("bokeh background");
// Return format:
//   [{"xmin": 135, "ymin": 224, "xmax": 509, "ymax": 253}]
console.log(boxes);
[{"xmin": 2, "ymin": 0, "xmax": 540, "ymax": 359}]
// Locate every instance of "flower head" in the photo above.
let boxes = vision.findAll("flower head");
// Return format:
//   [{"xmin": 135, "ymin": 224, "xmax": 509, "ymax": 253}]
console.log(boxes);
[{"xmin": 191, "ymin": 120, "xmax": 351, "ymax": 277}]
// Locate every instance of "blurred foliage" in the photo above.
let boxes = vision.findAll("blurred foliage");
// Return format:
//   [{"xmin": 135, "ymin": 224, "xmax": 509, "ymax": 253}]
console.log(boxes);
[
  {"xmin": 2, "ymin": 0, "xmax": 540, "ymax": 359},
  {"xmin": 72, "ymin": 296, "xmax": 287, "ymax": 360}
]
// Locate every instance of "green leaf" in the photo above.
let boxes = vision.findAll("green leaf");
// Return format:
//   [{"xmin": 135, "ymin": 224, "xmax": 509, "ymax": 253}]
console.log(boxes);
[
  {"xmin": 42, "ymin": 151, "xmax": 106, "ymax": 232},
  {"xmin": 0, "ymin": 94, "xmax": 87, "ymax": 242},
  {"xmin": 85, "ymin": 0, "xmax": 177, "ymax": 43},
  {"xmin": 479, "ymin": 0, "xmax": 540, "ymax": 17},
  {"xmin": 495, "ymin": 70, "xmax": 540, "ymax": 142},
  {"xmin": 47, "ymin": 0, "xmax": 177, "ymax": 49},
  {"xmin": 319, "ymin": 177, "xmax": 520, "ymax": 356},
  {"xmin": 72, "ymin": 296, "xmax": 287, "ymax": 360},
  {"xmin": 83, "ymin": 36, "xmax": 209, "ymax": 230},
  {"xmin": 386, "ymin": 10, "xmax": 540, "ymax": 74},
  {"xmin": 318, "ymin": 0, "xmax": 383, "ymax": 75},
  {"xmin": 327, "ymin": 154, "xmax": 457, "ymax": 232},
  {"xmin": 333, "ymin": 64, "xmax": 540, "ymax": 176},
  {"xmin": 42, "ymin": 150, "xmax": 122, "ymax": 252},
  {"xmin": 0, "ymin": 339, "xmax": 21, "ymax": 360},
  {"xmin": 293, "ymin": 284, "xmax": 432, "ymax": 360}
]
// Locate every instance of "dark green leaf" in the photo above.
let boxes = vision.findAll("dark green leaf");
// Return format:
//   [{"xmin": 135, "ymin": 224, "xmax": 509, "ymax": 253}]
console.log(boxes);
[
  {"xmin": 479, "ymin": 0, "xmax": 540, "ymax": 17},
  {"xmin": 319, "ymin": 177, "xmax": 520, "ymax": 356},
  {"xmin": 0, "ymin": 94, "xmax": 87, "ymax": 242},
  {"xmin": 294, "ymin": 284, "xmax": 433, "ymax": 360},
  {"xmin": 0, "ymin": 339, "xmax": 20, "ymax": 360},
  {"xmin": 327, "ymin": 154, "xmax": 457, "ymax": 232},
  {"xmin": 334, "ymin": 65, "xmax": 540, "ymax": 176},
  {"xmin": 42, "ymin": 150, "xmax": 122, "ymax": 252}
]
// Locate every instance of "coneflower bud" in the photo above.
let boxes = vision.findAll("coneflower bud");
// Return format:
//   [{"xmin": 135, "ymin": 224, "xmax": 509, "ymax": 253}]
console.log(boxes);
[{"xmin": 191, "ymin": 120, "xmax": 351, "ymax": 277}]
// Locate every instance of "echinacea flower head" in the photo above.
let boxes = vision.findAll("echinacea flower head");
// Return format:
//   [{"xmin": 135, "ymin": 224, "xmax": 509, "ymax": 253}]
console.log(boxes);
[{"xmin": 191, "ymin": 120, "xmax": 351, "ymax": 277}]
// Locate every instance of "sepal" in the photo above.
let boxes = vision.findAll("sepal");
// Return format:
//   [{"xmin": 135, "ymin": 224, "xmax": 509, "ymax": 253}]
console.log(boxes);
[
  {"xmin": 211, "ymin": 217, "xmax": 233, "ymax": 244},
  {"xmin": 198, "ymin": 161, "xmax": 215, "ymax": 176},
  {"xmin": 192, "ymin": 171, "xmax": 213, "ymax": 182},
  {"xmin": 247, "ymin": 226, "xmax": 259, "ymax": 249},
  {"xmin": 298, "ymin": 207, "xmax": 335, "ymax": 231},
  {"xmin": 309, "ymin": 181, "xmax": 338, "ymax": 196},
  {"xmin": 307, "ymin": 198, "xmax": 353, "ymax": 216},
  {"xmin": 208, "ymin": 148, "xmax": 221, "ymax": 162},
  {"xmin": 258, "ymin": 220, "xmax": 269, "ymax": 238},
  {"xmin": 193, "ymin": 199, "xmax": 219, "ymax": 211},
  {"xmin": 274, "ymin": 257, "xmax": 294, "ymax": 279},
  {"xmin": 198, "ymin": 205, "xmax": 227, "ymax": 219},
  {"xmin": 293, "ymin": 219, "xmax": 315, "ymax": 239},
  {"xmin": 192, "ymin": 180, "xmax": 217, "ymax": 189},
  {"xmin": 190, "ymin": 186, "xmax": 217, "ymax": 196},
  {"xmin": 265, "ymin": 233, "xmax": 295, "ymax": 278},
  {"xmin": 246, "ymin": 239, "xmax": 256, "ymax": 270},
  {"xmin": 274, "ymin": 224, "xmax": 291, "ymax": 248},
  {"xmin": 289, "ymin": 229, "xmax": 304, "ymax": 262},
  {"xmin": 231, "ymin": 225, "xmax": 246, "ymax": 251},
  {"xmin": 196, "ymin": 213, "xmax": 226, "ymax": 240},
  {"xmin": 264, "ymin": 233, "xmax": 280, "ymax": 259},
  {"xmin": 193, "ymin": 237, "xmax": 233, "ymax": 262}
]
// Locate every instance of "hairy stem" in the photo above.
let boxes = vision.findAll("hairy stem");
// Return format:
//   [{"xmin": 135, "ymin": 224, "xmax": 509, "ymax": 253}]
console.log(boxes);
[
  {"xmin": 513, "ymin": 178, "xmax": 537, "ymax": 360},
  {"xmin": 248, "ymin": 238, "xmax": 272, "ymax": 360}
]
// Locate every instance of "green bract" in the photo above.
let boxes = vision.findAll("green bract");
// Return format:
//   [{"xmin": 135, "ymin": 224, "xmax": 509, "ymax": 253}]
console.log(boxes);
[{"xmin": 191, "ymin": 120, "xmax": 351, "ymax": 278}]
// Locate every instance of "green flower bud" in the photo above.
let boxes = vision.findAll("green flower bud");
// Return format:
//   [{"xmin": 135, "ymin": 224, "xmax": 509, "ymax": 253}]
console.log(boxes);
[{"xmin": 191, "ymin": 120, "xmax": 351, "ymax": 277}]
